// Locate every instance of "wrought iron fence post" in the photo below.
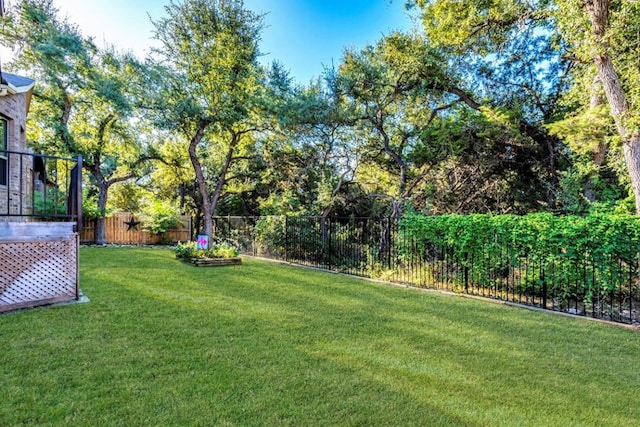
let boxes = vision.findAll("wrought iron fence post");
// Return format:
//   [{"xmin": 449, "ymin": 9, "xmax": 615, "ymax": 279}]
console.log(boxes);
[
  {"xmin": 464, "ymin": 252, "xmax": 469, "ymax": 293},
  {"xmin": 386, "ymin": 218, "xmax": 392, "ymax": 270},
  {"xmin": 75, "ymin": 155, "xmax": 83, "ymax": 233},
  {"xmin": 541, "ymin": 268, "xmax": 547, "ymax": 309},
  {"xmin": 327, "ymin": 217, "xmax": 332, "ymax": 270},
  {"xmin": 284, "ymin": 215, "xmax": 288, "ymax": 262}
]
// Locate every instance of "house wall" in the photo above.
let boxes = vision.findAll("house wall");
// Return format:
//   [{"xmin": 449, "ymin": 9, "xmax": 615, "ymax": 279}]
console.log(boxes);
[{"xmin": 0, "ymin": 91, "xmax": 31, "ymax": 218}]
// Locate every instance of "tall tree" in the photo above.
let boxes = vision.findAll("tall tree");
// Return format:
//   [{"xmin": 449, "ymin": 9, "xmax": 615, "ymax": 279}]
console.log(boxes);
[
  {"xmin": 559, "ymin": 0, "xmax": 640, "ymax": 213},
  {"xmin": 72, "ymin": 50, "xmax": 162, "ymax": 243},
  {"xmin": 151, "ymin": 0, "xmax": 264, "ymax": 240},
  {"xmin": 409, "ymin": 0, "xmax": 640, "ymax": 213},
  {"xmin": 407, "ymin": 0, "xmax": 566, "ymax": 121},
  {"xmin": 2, "ymin": 0, "xmax": 160, "ymax": 242},
  {"xmin": 1, "ymin": 0, "xmax": 94, "ymax": 150},
  {"xmin": 337, "ymin": 32, "xmax": 484, "ymax": 216}
]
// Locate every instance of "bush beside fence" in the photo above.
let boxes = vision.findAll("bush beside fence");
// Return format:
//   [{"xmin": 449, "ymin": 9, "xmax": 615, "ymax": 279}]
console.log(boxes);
[
  {"xmin": 213, "ymin": 214, "xmax": 640, "ymax": 325},
  {"xmin": 400, "ymin": 214, "xmax": 640, "ymax": 323}
]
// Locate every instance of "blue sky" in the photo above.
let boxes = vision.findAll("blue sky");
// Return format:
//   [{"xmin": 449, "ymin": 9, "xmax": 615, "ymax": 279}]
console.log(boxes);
[{"xmin": 46, "ymin": 0, "xmax": 416, "ymax": 84}]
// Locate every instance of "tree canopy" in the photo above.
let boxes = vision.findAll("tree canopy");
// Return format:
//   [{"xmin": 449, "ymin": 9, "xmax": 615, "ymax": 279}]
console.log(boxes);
[{"xmin": 3, "ymin": 0, "xmax": 640, "ymax": 233}]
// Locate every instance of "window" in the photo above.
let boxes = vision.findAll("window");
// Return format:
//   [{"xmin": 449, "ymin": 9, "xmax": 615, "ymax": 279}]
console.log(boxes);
[{"xmin": 0, "ymin": 118, "xmax": 6, "ymax": 186}]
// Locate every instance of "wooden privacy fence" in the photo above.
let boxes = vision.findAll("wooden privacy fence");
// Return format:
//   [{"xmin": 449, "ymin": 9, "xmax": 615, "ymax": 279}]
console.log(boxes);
[{"xmin": 80, "ymin": 212, "xmax": 191, "ymax": 245}]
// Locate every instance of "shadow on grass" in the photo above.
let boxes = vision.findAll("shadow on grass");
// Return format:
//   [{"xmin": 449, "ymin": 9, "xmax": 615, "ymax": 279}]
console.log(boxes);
[{"xmin": 0, "ymin": 247, "xmax": 638, "ymax": 426}]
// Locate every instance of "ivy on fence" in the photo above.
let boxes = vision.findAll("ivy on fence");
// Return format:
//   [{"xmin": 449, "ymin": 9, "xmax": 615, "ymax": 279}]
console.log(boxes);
[
  {"xmin": 399, "ymin": 213, "xmax": 640, "ymax": 322},
  {"xmin": 214, "ymin": 214, "xmax": 640, "ymax": 324},
  {"xmin": 400, "ymin": 213, "xmax": 640, "ymax": 267}
]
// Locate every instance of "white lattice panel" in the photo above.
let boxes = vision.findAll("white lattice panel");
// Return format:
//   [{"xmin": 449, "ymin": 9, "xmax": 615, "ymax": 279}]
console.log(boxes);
[{"xmin": 0, "ymin": 236, "xmax": 77, "ymax": 312}]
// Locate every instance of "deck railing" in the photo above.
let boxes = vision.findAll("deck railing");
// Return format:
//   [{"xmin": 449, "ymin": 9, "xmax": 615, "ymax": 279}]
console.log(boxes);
[{"xmin": 0, "ymin": 150, "xmax": 82, "ymax": 228}]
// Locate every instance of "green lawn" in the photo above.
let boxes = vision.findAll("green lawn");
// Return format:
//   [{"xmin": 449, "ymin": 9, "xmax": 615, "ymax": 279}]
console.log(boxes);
[{"xmin": 1, "ymin": 247, "xmax": 639, "ymax": 426}]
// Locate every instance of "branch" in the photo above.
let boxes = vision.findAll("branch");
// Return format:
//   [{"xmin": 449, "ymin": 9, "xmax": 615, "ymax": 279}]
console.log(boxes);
[
  {"xmin": 104, "ymin": 171, "xmax": 138, "ymax": 187},
  {"xmin": 97, "ymin": 114, "xmax": 116, "ymax": 151},
  {"xmin": 448, "ymin": 87, "xmax": 482, "ymax": 111},
  {"xmin": 561, "ymin": 54, "xmax": 590, "ymax": 65},
  {"xmin": 130, "ymin": 154, "xmax": 169, "ymax": 168},
  {"xmin": 426, "ymin": 102, "xmax": 456, "ymax": 127},
  {"xmin": 230, "ymin": 155, "xmax": 255, "ymax": 161},
  {"xmin": 331, "ymin": 167, "xmax": 353, "ymax": 198},
  {"xmin": 402, "ymin": 170, "xmax": 430, "ymax": 200}
]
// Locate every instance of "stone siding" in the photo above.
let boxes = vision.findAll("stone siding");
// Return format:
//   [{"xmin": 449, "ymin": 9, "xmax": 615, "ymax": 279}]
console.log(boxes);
[{"xmin": 0, "ymin": 91, "xmax": 30, "ymax": 218}]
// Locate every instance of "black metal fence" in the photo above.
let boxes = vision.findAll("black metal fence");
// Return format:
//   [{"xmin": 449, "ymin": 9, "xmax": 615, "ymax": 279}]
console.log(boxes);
[
  {"xmin": 212, "ymin": 216, "xmax": 640, "ymax": 326},
  {"xmin": 0, "ymin": 150, "xmax": 82, "ymax": 225}
]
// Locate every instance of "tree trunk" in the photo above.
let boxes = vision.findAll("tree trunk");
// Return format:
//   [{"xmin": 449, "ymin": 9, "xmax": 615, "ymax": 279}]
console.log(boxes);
[
  {"xmin": 188, "ymin": 120, "xmax": 212, "ymax": 240},
  {"xmin": 375, "ymin": 116, "xmax": 407, "ymax": 216},
  {"xmin": 85, "ymin": 160, "xmax": 109, "ymax": 244},
  {"xmin": 94, "ymin": 180, "xmax": 108, "ymax": 245},
  {"xmin": 584, "ymin": 0, "xmax": 640, "ymax": 213},
  {"xmin": 584, "ymin": 76, "xmax": 608, "ymax": 203},
  {"xmin": 623, "ymin": 135, "xmax": 640, "ymax": 214},
  {"xmin": 208, "ymin": 131, "xmax": 241, "ymax": 225},
  {"xmin": 593, "ymin": 55, "xmax": 640, "ymax": 211},
  {"xmin": 95, "ymin": 219, "xmax": 107, "ymax": 245}
]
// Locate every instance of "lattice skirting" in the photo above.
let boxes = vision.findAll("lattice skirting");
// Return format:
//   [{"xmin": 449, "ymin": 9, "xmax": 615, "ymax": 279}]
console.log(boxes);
[{"xmin": 0, "ymin": 236, "xmax": 78, "ymax": 312}]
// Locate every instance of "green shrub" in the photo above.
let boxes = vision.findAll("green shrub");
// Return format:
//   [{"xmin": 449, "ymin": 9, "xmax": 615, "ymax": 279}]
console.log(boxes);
[
  {"xmin": 400, "ymin": 213, "xmax": 640, "ymax": 266},
  {"xmin": 209, "ymin": 241, "xmax": 241, "ymax": 258},
  {"xmin": 255, "ymin": 216, "xmax": 286, "ymax": 256},
  {"xmin": 142, "ymin": 201, "xmax": 183, "ymax": 235},
  {"xmin": 172, "ymin": 240, "xmax": 240, "ymax": 260},
  {"xmin": 33, "ymin": 188, "xmax": 67, "ymax": 217},
  {"xmin": 79, "ymin": 192, "xmax": 110, "ymax": 220},
  {"xmin": 400, "ymin": 213, "xmax": 640, "ymax": 305}
]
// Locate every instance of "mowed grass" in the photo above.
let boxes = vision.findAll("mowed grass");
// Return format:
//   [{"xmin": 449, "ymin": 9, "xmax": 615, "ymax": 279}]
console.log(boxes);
[{"xmin": 1, "ymin": 247, "xmax": 639, "ymax": 426}]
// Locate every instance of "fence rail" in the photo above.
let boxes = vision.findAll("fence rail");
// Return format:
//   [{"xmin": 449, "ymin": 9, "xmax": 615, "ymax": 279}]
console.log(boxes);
[{"xmin": 212, "ymin": 215, "xmax": 640, "ymax": 326}]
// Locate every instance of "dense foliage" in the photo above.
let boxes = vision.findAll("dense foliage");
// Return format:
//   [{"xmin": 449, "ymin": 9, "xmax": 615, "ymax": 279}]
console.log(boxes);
[
  {"xmin": 400, "ymin": 213, "xmax": 640, "ymax": 313},
  {"xmin": 401, "ymin": 213, "xmax": 640, "ymax": 266},
  {"xmin": 172, "ymin": 240, "xmax": 240, "ymax": 259},
  {"xmin": 3, "ymin": 0, "xmax": 640, "ymax": 231}
]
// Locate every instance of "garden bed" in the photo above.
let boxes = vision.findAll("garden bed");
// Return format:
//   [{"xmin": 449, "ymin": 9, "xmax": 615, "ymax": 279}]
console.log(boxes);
[
  {"xmin": 173, "ymin": 240, "xmax": 242, "ymax": 267},
  {"xmin": 182, "ymin": 256, "xmax": 242, "ymax": 267}
]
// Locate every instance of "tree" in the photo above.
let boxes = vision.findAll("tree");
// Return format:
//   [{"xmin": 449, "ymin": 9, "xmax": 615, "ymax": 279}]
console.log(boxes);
[
  {"xmin": 1, "ymin": 0, "xmax": 94, "ymax": 150},
  {"xmin": 272, "ymin": 67, "xmax": 360, "ymax": 216},
  {"xmin": 408, "ymin": 1, "xmax": 571, "ymax": 208},
  {"xmin": 151, "ymin": 0, "xmax": 264, "ymax": 240},
  {"xmin": 73, "ymin": 51, "xmax": 163, "ymax": 243},
  {"xmin": 558, "ymin": 0, "xmax": 640, "ymax": 213},
  {"xmin": 408, "ymin": 106, "xmax": 553, "ymax": 214},
  {"xmin": 408, "ymin": 0, "xmax": 640, "ymax": 214},
  {"xmin": 337, "ymin": 32, "xmax": 489, "ymax": 217},
  {"xmin": 407, "ymin": 0, "xmax": 566, "ymax": 119},
  {"xmin": 2, "ymin": 0, "xmax": 163, "ymax": 243}
]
